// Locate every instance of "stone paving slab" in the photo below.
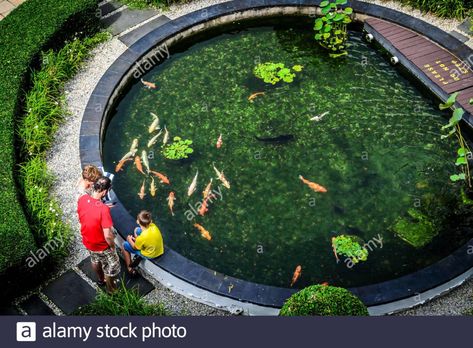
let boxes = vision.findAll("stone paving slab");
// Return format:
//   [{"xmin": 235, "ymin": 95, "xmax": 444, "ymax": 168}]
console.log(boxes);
[
  {"xmin": 101, "ymin": 7, "xmax": 158, "ymax": 36},
  {"xmin": 99, "ymin": 0, "xmax": 123, "ymax": 17},
  {"xmin": 119, "ymin": 15, "xmax": 171, "ymax": 46},
  {"xmin": 19, "ymin": 294, "xmax": 55, "ymax": 316},
  {"xmin": 42, "ymin": 270, "xmax": 97, "ymax": 315},
  {"xmin": 78, "ymin": 256, "xmax": 154, "ymax": 297}
]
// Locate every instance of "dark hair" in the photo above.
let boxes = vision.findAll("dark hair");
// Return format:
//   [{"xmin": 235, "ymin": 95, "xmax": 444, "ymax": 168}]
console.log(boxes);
[
  {"xmin": 93, "ymin": 176, "xmax": 112, "ymax": 193},
  {"xmin": 137, "ymin": 210, "xmax": 152, "ymax": 227}
]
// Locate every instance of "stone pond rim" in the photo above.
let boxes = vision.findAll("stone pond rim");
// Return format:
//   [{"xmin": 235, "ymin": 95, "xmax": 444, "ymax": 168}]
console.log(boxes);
[{"xmin": 79, "ymin": 0, "xmax": 473, "ymax": 310}]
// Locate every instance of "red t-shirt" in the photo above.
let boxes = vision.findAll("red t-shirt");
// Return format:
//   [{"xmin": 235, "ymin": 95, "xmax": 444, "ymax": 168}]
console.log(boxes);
[{"xmin": 77, "ymin": 195, "xmax": 113, "ymax": 251}]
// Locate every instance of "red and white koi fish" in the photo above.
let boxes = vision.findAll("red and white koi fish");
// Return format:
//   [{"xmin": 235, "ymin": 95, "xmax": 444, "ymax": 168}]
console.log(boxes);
[
  {"xmin": 194, "ymin": 223, "xmax": 212, "ymax": 241},
  {"xmin": 141, "ymin": 78, "xmax": 156, "ymax": 89},
  {"xmin": 299, "ymin": 175, "xmax": 327, "ymax": 193},
  {"xmin": 187, "ymin": 170, "xmax": 198, "ymax": 197},
  {"xmin": 216, "ymin": 134, "xmax": 223, "ymax": 149},
  {"xmin": 167, "ymin": 191, "xmax": 176, "ymax": 216},
  {"xmin": 290, "ymin": 265, "xmax": 302, "ymax": 287},
  {"xmin": 213, "ymin": 164, "xmax": 230, "ymax": 189},
  {"xmin": 138, "ymin": 180, "xmax": 146, "ymax": 200},
  {"xmin": 149, "ymin": 170, "xmax": 170, "ymax": 185}
]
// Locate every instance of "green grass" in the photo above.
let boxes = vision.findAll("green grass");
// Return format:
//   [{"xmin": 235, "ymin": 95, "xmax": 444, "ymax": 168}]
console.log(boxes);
[
  {"xmin": 0, "ymin": 0, "xmax": 100, "ymax": 273},
  {"xmin": 397, "ymin": 0, "xmax": 471, "ymax": 19},
  {"xmin": 76, "ymin": 284, "xmax": 169, "ymax": 316},
  {"xmin": 118, "ymin": 0, "xmax": 190, "ymax": 9}
]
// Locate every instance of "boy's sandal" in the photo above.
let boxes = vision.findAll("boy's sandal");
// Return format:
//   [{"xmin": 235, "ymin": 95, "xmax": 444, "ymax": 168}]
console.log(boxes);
[{"xmin": 97, "ymin": 279, "xmax": 106, "ymax": 287}]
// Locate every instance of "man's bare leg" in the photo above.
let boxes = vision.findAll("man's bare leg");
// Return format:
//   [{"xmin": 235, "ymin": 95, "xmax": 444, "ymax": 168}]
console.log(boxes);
[
  {"xmin": 91, "ymin": 261, "xmax": 105, "ymax": 283},
  {"xmin": 105, "ymin": 276, "xmax": 118, "ymax": 293}
]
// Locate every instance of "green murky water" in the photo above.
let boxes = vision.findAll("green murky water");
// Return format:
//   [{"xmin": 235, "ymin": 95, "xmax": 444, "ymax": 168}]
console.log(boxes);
[{"xmin": 103, "ymin": 21, "xmax": 472, "ymax": 288}]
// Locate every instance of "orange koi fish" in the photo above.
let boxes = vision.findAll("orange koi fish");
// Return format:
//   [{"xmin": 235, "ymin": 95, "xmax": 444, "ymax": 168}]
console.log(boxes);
[
  {"xmin": 198, "ymin": 196, "xmax": 214, "ymax": 217},
  {"xmin": 167, "ymin": 191, "xmax": 176, "ymax": 216},
  {"xmin": 248, "ymin": 91, "xmax": 265, "ymax": 102},
  {"xmin": 115, "ymin": 157, "xmax": 132, "ymax": 172},
  {"xmin": 331, "ymin": 237, "xmax": 340, "ymax": 263},
  {"xmin": 290, "ymin": 265, "xmax": 302, "ymax": 287},
  {"xmin": 321, "ymin": 282, "xmax": 329, "ymax": 286},
  {"xmin": 299, "ymin": 175, "xmax": 327, "ymax": 193},
  {"xmin": 149, "ymin": 170, "xmax": 170, "ymax": 185},
  {"xmin": 194, "ymin": 223, "xmax": 212, "ymax": 241},
  {"xmin": 138, "ymin": 180, "xmax": 146, "ymax": 200},
  {"xmin": 134, "ymin": 156, "xmax": 146, "ymax": 175},
  {"xmin": 216, "ymin": 134, "xmax": 223, "ymax": 149},
  {"xmin": 141, "ymin": 78, "xmax": 156, "ymax": 89}
]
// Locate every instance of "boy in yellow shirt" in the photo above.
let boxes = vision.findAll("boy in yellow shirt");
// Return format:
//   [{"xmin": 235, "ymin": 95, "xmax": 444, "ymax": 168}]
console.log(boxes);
[{"xmin": 121, "ymin": 210, "xmax": 164, "ymax": 275}]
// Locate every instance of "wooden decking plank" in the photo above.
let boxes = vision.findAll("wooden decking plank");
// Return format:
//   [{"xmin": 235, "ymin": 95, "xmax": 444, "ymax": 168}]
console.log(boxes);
[
  {"xmin": 394, "ymin": 36, "xmax": 428, "ymax": 50},
  {"xmin": 387, "ymin": 31, "xmax": 418, "ymax": 42},
  {"xmin": 378, "ymin": 26, "xmax": 406, "ymax": 37},
  {"xmin": 444, "ymin": 77, "xmax": 473, "ymax": 93},
  {"xmin": 408, "ymin": 47, "xmax": 448, "ymax": 60}
]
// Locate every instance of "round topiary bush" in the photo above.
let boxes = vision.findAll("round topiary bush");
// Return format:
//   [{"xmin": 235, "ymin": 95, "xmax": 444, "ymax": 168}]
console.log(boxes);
[{"xmin": 279, "ymin": 285, "xmax": 368, "ymax": 316}]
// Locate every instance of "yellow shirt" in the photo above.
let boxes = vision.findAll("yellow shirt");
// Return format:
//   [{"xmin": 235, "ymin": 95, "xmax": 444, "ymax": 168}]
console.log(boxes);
[{"xmin": 135, "ymin": 223, "xmax": 164, "ymax": 258}]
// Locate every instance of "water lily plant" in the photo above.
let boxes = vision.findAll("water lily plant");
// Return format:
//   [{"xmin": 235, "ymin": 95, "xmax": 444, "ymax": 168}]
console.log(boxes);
[
  {"xmin": 162, "ymin": 136, "xmax": 194, "ymax": 160},
  {"xmin": 332, "ymin": 235, "xmax": 368, "ymax": 263},
  {"xmin": 253, "ymin": 62, "xmax": 304, "ymax": 85},
  {"xmin": 314, "ymin": 0, "xmax": 353, "ymax": 58},
  {"xmin": 439, "ymin": 92, "xmax": 472, "ymax": 187}
]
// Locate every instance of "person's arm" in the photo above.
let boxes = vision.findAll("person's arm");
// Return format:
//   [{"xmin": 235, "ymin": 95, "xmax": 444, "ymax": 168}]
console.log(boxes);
[
  {"xmin": 127, "ymin": 235, "xmax": 138, "ymax": 250},
  {"xmin": 104, "ymin": 228, "xmax": 115, "ymax": 249},
  {"xmin": 101, "ymin": 205, "xmax": 115, "ymax": 249}
]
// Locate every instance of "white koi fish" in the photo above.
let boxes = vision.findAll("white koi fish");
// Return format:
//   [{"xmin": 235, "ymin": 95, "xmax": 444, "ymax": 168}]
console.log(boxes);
[
  {"xmin": 149, "ymin": 112, "xmax": 160, "ymax": 133},
  {"xmin": 187, "ymin": 170, "xmax": 198, "ymax": 197}
]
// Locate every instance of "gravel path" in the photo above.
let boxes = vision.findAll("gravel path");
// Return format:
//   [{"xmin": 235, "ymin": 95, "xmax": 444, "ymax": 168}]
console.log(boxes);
[{"xmin": 43, "ymin": 0, "xmax": 472, "ymax": 316}]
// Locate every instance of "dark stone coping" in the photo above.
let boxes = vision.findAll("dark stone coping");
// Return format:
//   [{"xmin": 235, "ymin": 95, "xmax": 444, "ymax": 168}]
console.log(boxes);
[{"xmin": 80, "ymin": 0, "xmax": 473, "ymax": 308}]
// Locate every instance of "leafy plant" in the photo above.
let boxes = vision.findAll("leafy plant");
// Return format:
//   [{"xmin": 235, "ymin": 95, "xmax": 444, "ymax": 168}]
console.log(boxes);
[
  {"xmin": 118, "ymin": 0, "xmax": 189, "ymax": 9},
  {"xmin": 398, "ymin": 0, "xmax": 469, "ymax": 19},
  {"xmin": 253, "ymin": 62, "xmax": 304, "ymax": 85},
  {"xmin": 279, "ymin": 285, "xmax": 368, "ymax": 316},
  {"xmin": 162, "ymin": 136, "xmax": 194, "ymax": 160},
  {"xmin": 439, "ymin": 93, "xmax": 472, "ymax": 187},
  {"xmin": 0, "ymin": 0, "xmax": 100, "ymax": 274},
  {"xmin": 76, "ymin": 283, "xmax": 169, "ymax": 316},
  {"xmin": 314, "ymin": 0, "xmax": 353, "ymax": 58},
  {"xmin": 392, "ymin": 208, "xmax": 437, "ymax": 248},
  {"xmin": 332, "ymin": 235, "xmax": 368, "ymax": 263}
]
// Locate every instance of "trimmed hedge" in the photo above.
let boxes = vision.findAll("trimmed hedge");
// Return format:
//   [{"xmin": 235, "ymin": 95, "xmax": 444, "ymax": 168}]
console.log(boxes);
[
  {"xmin": 280, "ymin": 285, "xmax": 368, "ymax": 316},
  {"xmin": 0, "ymin": 0, "xmax": 100, "ymax": 273}
]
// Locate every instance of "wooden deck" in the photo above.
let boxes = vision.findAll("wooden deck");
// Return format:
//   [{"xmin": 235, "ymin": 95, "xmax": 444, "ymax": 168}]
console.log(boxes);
[{"xmin": 364, "ymin": 18, "xmax": 473, "ymax": 115}]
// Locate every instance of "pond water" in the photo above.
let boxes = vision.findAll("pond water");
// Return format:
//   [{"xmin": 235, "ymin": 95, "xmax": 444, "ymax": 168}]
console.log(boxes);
[{"xmin": 103, "ymin": 19, "xmax": 472, "ymax": 289}]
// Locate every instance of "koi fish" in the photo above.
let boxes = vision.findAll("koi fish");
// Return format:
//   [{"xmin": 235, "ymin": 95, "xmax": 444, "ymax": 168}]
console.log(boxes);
[
  {"xmin": 331, "ymin": 237, "xmax": 340, "ymax": 263},
  {"xmin": 198, "ymin": 196, "xmax": 211, "ymax": 216},
  {"xmin": 134, "ymin": 156, "xmax": 146, "ymax": 175},
  {"xmin": 167, "ymin": 191, "xmax": 176, "ymax": 216},
  {"xmin": 138, "ymin": 180, "xmax": 146, "ymax": 200},
  {"xmin": 202, "ymin": 178, "xmax": 213, "ymax": 200},
  {"xmin": 213, "ymin": 164, "xmax": 230, "ymax": 189},
  {"xmin": 147, "ymin": 129, "xmax": 162, "ymax": 148},
  {"xmin": 150, "ymin": 177, "xmax": 157, "ymax": 197},
  {"xmin": 299, "ymin": 175, "xmax": 327, "ymax": 193},
  {"xmin": 248, "ymin": 92, "xmax": 265, "ymax": 102},
  {"xmin": 310, "ymin": 111, "xmax": 329, "ymax": 122},
  {"xmin": 216, "ymin": 134, "xmax": 223, "ymax": 149},
  {"xmin": 149, "ymin": 170, "xmax": 170, "ymax": 185},
  {"xmin": 321, "ymin": 282, "xmax": 329, "ymax": 286},
  {"xmin": 119, "ymin": 138, "xmax": 139, "ymax": 161},
  {"xmin": 115, "ymin": 157, "xmax": 132, "ymax": 172},
  {"xmin": 187, "ymin": 170, "xmax": 199, "ymax": 196},
  {"xmin": 162, "ymin": 125, "xmax": 169, "ymax": 145},
  {"xmin": 194, "ymin": 223, "xmax": 212, "ymax": 241},
  {"xmin": 141, "ymin": 78, "xmax": 156, "ymax": 89},
  {"xmin": 148, "ymin": 112, "xmax": 160, "ymax": 133},
  {"xmin": 290, "ymin": 265, "xmax": 302, "ymax": 287},
  {"xmin": 141, "ymin": 150, "xmax": 150, "ymax": 174}
]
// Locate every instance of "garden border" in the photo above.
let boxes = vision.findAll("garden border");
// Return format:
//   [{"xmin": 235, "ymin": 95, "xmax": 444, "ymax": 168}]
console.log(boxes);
[{"xmin": 80, "ymin": 0, "xmax": 473, "ymax": 314}]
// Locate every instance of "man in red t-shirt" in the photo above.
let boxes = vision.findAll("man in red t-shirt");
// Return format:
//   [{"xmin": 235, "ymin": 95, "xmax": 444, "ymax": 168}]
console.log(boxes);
[{"xmin": 77, "ymin": 176, "xmax": 120, "ymax": 293}]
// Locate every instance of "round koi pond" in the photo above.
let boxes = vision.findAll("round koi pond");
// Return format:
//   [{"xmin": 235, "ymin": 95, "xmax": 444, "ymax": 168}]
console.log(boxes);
[{"xmin": 102, "ymin": 17, "xmax": 473, "ymax": 290}]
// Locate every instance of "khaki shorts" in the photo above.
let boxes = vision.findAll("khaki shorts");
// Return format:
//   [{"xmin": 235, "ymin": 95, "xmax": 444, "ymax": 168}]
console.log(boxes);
[{"xmin": 89, "ymin": 247, "xmax": 121, "ymax": 277}]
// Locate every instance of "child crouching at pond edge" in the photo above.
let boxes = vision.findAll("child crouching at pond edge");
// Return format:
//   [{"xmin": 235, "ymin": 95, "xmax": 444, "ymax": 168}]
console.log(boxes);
[{"xmin": 121, "ymin": 210, "xmax": 164, "ymax": 275}]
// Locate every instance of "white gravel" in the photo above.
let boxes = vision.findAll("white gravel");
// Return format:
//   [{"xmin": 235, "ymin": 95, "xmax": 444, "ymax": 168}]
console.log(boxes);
[{"xmin": 41, "ymin": 0, "xmax": 473, "ymax": 316}]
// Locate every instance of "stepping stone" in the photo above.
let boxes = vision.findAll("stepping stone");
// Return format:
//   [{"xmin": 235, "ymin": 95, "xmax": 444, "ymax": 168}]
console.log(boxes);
[
  {"xmin": 457, "ymin": 18, "xmax": 472, "ymax": 37},
  {"xmin": 19, "ymin": 294, "xmax": 55, "ymax": 316},
  {"xmin": 101, "ymin": 7, "xmax": 159, "ymax": 36},
  {"xmin": 42, "ymin": 270, "xmax": 97, "ymax": 315},
  {"xmin": 0, "ymin": 304, "xmax": 21, "ymax": 315},
  {"xmin": 99, "ymin": 0, "xmax": 123, "ymax": 17},
  {"xmin": 119, "ymin": 15, "xmax": 171, "ymax": 46},
  {"xmin": 78, "ymin": 256, "xmax": 154, "ymax": 297}
]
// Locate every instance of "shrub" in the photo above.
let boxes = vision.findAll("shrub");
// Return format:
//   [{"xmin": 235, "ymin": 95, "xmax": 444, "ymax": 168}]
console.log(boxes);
[
  {"xmin": 397, "ymin": 0, "xmax": 470, "ymax": 19},
  {"xmin": 118, "ymin": 0, "xmax": 191, "ymax": 9},
  {"xmin": 0, "ymin": 0, "xmax": 100, "ymax": 273},
  {"xmin": 280, "ymin": 285, "xmax": 368, "ymax": 316},
  {"xmin": 76, "ymin": 285, "xmax": 169, "ymax": 316}
]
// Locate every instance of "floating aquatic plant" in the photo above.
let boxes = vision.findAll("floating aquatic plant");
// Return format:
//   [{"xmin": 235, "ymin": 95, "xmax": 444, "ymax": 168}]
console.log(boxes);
[
  {"xmin": 332, "ymin": 235, "xmax": 368, "ymax": 263},
  {"xmin": 253, "ymin": 62, "xmax": 303, "ymax": 85},
  {"xmin": 162, "ymin": 136, "xmax": 193, "ymax": 160},
  {"xmin": 314, "ymin": 0, "xmax": 353, "ymax": 58}
]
